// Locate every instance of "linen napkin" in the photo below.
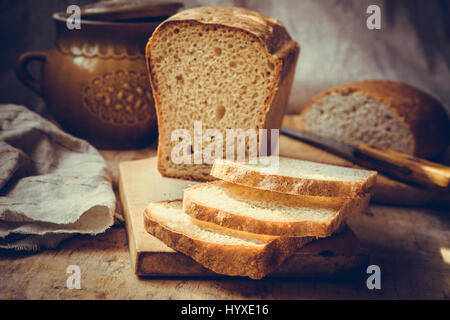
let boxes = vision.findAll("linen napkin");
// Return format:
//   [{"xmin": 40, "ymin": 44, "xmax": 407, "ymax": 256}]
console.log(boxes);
[{"xmin": 0, "ymin": 104, "xmax": 115, "ymax": 251}]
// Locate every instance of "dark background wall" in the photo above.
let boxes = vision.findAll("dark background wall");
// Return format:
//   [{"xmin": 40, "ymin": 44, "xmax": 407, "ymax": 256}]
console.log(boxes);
[
  {"xmin": 0, "ymin": 0, "xmax": 94, "ymax": 111},
  {"xmin": 1, "ymin": 0, "xmax": 449, "ymax": 114}
]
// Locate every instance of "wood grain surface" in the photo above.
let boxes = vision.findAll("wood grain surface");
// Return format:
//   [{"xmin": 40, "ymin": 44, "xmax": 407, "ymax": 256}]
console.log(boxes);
[{"xmin": 0, "ymin": 145, "xmax": 449, "ymax": 299}]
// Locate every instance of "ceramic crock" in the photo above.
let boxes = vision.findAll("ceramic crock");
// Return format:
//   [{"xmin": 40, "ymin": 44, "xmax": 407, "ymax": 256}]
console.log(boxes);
[{"xmin": 16, "ymin": 12, "xmax": 171, "ymax": 149}]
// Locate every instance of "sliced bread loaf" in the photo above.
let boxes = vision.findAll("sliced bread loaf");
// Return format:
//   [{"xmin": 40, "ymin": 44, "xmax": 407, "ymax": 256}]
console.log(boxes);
[
  {"xmin": 183, "ymin": 181, "xmax": 371, "ymax": 238},
  {"xmin": 298, "ymin": 80, "xmax": 450, "ymax": 159},
  {"xmin": 210, "ymin": 157, "xmax": 378, "ymax": 198},
  {"xmin": 144, "ymin": 200, "xmax": 313, "ymax": 279},
  {"xmin": 146, "ymin": 6, "xmax": 300, "ymax": 181}
]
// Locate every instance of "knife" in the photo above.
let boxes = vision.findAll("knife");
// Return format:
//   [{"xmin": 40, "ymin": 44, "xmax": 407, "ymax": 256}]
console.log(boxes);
[{"xmin": 280, "ymin": 127, "xmax": 450, "ymax": 191}]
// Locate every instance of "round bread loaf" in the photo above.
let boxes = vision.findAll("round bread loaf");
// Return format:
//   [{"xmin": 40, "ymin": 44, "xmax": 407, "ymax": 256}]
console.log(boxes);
[{"xmin": 299, "ymin": 80, "xmax": 449, "ymax": 159}]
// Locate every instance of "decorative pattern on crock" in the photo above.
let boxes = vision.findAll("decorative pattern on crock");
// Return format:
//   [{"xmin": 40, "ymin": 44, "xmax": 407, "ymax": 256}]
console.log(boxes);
[
  {"xmin": 56, "ymin": 39, "xmax": 144, "ymax": 60},
  {"xmin": 82, "ymin": 70, "xmax": 156, "ymax": 125}
]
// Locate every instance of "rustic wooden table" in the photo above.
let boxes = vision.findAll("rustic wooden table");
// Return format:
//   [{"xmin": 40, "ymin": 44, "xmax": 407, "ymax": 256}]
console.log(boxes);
[{"xmin": 0, "ymin": 147, "xmax": 449, "ymax": 299}]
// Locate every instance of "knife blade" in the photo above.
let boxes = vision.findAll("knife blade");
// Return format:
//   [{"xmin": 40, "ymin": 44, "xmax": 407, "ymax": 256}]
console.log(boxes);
[{"xmin": 280, "ymin": 126, "xmax": 450, "ymax": 191}]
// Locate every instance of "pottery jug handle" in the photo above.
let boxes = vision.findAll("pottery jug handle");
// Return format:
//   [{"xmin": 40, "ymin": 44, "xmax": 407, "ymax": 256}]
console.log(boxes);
[{"xmin": 16, "ymin": 51, "xmax": 47, "ymax": 96}]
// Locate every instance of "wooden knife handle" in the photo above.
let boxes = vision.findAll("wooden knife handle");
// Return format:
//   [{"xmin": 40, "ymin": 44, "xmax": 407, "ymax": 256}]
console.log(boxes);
[{"xmin": 356, "ymin": 144, "xmax": 450, "ymax": 190}]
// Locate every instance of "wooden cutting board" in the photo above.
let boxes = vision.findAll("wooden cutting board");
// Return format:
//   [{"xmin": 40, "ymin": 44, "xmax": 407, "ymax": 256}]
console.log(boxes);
[{"xmin": 118, "ymin": 156, "xmax": 368, "ymax": 277}]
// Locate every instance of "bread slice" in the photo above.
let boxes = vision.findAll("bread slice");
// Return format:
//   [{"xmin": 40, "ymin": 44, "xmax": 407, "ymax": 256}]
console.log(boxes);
[
  {"xmin": 146, "ymin": 7, "xmax": 300, "ymax": 181},
  {"xmin": 211, "ymin": 157, "xmax": 378, "ymax": 198},
  {"xmin": 183, "ymin": 181, "xmax": 371, "ymax": 238},
  {"xmin": 144, "ymin": 200, "xmax": 313, "ymax": 279},
  {"xmin": 298, "ymin": 80, "xmax": 450, "ymax": 159}
]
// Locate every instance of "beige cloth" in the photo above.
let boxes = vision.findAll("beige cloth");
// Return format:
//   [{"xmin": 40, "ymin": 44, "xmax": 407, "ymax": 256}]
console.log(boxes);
[{"xmin": 0, "ymin": 105, "xmax": 115, "ymax": 251}]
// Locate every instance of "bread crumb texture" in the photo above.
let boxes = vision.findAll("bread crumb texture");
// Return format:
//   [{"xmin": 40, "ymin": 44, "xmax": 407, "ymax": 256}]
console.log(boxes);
[
  {"xmin": 147, "ymin": 7, "xmax": 296, "ymax": 180},
  {"xmin": 302, "ymin": 80, "xmax": 449, "ymax": 158}
]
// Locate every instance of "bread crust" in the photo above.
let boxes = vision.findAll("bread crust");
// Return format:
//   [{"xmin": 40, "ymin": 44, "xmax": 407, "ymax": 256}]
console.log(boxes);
[
  {"xmin": 210, "ymin": 160, "xmax": 378, "ymax": 198},
  {"xmin": 163, "ymin": 7, "xmax": 293, "ymax": 54},
  {"xmin": 144, "ymin": 200, "xmax": 312, "ymax": 279},
  {"xmin": 146, "ymin": 7, "xmax": 300, "ymax": 181},
  {"xmin": 299, "ymin": 80, "xmax": 449, "ymax": 158},
  {"xmin": 183, "ymin": 183, "xmax": 371, "ymax": 238}
]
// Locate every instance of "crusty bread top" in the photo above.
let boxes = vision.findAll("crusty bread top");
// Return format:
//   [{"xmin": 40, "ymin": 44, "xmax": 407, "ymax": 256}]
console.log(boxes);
[
  {"xmin": 144, "ymin": 199, "xmax": 314, "ymax": 279},
  {"xmin": 184, "ymin": 181, "xmax": 359, "ymax": 221},
  {"xmin": 183, "ymin": 181, "xmax": 371, "ymax": 237},
  {"xmin": 305, "ymin": 80, "xmax": 448, "ymax": 127},
  {"xmin": 301, "ymin": 80, "xmax": 449, "ymax": 158},
  {"xmin": 211, "ymin": 157, "xmax": 378, "ymax": 198},
  {"xmin": 146, "ymin": 200, "xmax": 275, "ymax": 245},
  {"xmin": 163, "ymin": 6, "xmax": 293, "ymax": 55},
  {"xmin": 214, "ymin": 157, "xmax": 377, "ymax": 182}
]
